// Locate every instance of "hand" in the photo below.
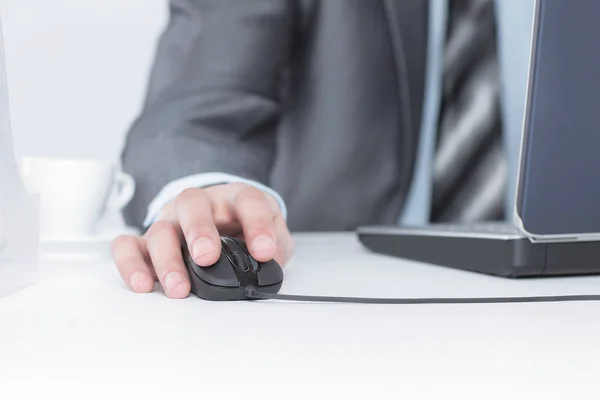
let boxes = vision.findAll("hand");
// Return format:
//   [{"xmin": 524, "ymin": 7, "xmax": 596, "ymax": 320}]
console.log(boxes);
[{"xmin": 110, "ymin": 183, "xmax": 294, "ymax": 298}]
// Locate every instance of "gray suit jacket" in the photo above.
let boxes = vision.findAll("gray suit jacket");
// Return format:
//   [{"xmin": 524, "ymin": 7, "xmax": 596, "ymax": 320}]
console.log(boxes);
[{"xmin": 122, "ymin": 0, "xmax": 429, "ymax": 231}]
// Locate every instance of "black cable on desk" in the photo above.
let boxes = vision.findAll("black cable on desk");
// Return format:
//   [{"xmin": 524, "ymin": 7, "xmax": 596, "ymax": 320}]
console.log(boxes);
[{"xmin": 245, "ymin": 287, "xmax": 600, "ymax": 304}]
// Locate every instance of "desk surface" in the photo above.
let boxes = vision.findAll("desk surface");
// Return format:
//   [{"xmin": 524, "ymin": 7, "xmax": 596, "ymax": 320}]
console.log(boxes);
[{"xmin": 1, "ymin": 233, "xmax": 600, "ymax": 398}]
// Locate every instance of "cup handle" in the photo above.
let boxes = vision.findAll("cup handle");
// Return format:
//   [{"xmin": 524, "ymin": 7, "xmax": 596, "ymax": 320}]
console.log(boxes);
[{"xmin": 106, "ymin": 171, "xmax": 135, "ymax": 211}]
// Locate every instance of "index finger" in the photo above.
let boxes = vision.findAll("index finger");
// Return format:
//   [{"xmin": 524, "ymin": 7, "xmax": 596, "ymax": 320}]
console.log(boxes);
[{"xmin": 174, "ymin": 188, "xmax": 221, "ymax": 267}]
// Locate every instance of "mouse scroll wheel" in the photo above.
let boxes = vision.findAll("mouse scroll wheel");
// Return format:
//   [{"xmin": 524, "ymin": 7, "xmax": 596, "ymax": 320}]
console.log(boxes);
[
  {"xmin": 230, "ymin": 250, "xmax": 250, "ymax": 272},
  {"xmin": 221, "ymin": 237, "xmax": 259, "ymax": 272},
  {"xmin": 233, "ymin": 249, "xmax": 261, "ymax": 273}
]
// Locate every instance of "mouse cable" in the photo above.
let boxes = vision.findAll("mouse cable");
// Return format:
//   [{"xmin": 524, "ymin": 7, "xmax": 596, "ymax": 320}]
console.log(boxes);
[{"xmin": 244, "ymin": 287, "xmax": 600, "ymax": 304}]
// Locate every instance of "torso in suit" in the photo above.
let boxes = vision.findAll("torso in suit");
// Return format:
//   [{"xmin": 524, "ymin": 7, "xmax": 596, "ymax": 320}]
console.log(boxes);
[{"xmin": 121, "ymin": 0, "xmax": 535, "ymax": 232}]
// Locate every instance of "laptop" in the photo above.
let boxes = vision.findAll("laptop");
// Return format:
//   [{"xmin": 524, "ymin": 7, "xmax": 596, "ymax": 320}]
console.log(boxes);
[{"xmin": 357, "ymin": 0, "xmax": 600, "ymax": 278}]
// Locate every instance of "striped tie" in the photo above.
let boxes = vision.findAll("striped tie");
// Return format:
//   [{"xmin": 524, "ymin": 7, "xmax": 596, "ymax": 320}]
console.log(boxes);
[{"xmin": 431, "ymin": 0, "xmax": 506, "ymax": 223}]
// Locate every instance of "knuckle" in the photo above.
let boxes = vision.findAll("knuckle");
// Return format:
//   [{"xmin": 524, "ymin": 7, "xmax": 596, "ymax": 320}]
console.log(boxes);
[
  {"xmin": 110, "ymin": 234, "xmax": 134, "ymax": 256},
  {"xmin": 118, "ymin": 255, "xmax": 141, "ymax": 268},
  {"xmin": 250, "ymin": 223, "xmax": 274, "ymax": 236},
  {"xmin": 175, "ymin": 187, "xmax": 202, "ymax": 206},
  {"xmin": 181, "ymin": 224, "xmax": 199, "ymax": 241},
  {"xmin": 145, "ymin": 220, "xmax": 176, "ymax": 240},
  {"xmin": 212, "ymin": 210, "xmax": 234, "ymax": 226},
  {"xmin": 266, "ymin": 196, "xmax": 281, "ymax": 213},
  {"xmin": 202, "ymin": 184, "xmax": 232, "ymax": 200},
  {"xmin": 227, "ymin": 182, "xmax": 250, "ymax": 191},
  {"xmin": 111, "ymin": 234, "xmax": 132, "ymax": 248},
  {"xmin": 181, "ymin": 224, "xmax": 212, "ymax": 242},
  {"xmin": 157, "ymin": 260, "xmax": 183, "ymax": 281},
  {"xmin": 234, "ymin": 185, "xmax": 266, "ymax": 205}
]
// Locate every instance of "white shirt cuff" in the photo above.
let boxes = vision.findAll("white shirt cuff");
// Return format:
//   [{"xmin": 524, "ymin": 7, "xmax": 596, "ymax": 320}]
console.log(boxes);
[{"xmin": 144, "ymin": 172, "xmax": 288, "ymax": 227}]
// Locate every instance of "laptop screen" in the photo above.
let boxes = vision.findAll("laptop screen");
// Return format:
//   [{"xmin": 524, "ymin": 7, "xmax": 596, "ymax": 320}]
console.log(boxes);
[{"xmin": 516, "ymin": 0, "xmax": 600, "ymax": 238}]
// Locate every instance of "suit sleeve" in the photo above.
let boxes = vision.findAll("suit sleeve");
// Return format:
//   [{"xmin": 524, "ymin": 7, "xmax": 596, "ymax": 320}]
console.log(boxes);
[{"xmin": 120, "ymin": 0, "xmax": 296, "ymax": 228}]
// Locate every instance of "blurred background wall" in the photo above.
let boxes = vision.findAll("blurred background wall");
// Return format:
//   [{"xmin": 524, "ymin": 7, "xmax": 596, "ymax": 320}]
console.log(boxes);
[
  {"xmin": 2, "ymin": 0, "xmax": 168, "ymax": 230},
  {"xmin": 2, "ymin": 0, "xmax": 168, "ymax": 163}
]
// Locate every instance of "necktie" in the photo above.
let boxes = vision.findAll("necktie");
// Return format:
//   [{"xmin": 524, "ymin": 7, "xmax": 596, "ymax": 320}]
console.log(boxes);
[{"xmin": 431, "ymin": 0, "xmax": 506, "ymax": 223}]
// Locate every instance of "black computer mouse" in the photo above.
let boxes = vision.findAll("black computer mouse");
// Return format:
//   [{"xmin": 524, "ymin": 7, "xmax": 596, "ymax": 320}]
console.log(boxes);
[{"xmin": 182, "ymin": 236, "xmax": 284, "ymax": 301}]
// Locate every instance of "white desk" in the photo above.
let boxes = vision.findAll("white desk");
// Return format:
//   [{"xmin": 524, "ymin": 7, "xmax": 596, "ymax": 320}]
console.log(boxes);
[{"xmin": 1, "ymin": 233, "xmax": 600, "ymax": 399}]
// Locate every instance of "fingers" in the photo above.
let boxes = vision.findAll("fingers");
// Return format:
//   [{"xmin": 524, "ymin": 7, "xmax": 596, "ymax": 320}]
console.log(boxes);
[
  {"xmin": 230, "ymin": 185, "xmax": 278, "ymax": 262},
  {"xmin": 111, "ymin": 235, "xmax": 155, "ymax": 293},
  {"xmin": 145, "ymin": 221, "xmax": 191, "ymax": 299},
  {"xmin": 111, "ymin": 183, "xmax": 295, "ymax": 300},
  {"xmin": 174, "ymin": 188, "xmax": 221, "ymax": 267}
]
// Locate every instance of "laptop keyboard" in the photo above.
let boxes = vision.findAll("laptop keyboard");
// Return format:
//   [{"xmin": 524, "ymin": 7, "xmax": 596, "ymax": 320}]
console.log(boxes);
[
  {"xmin": 359, "ymin": 221, "xmax": 527, "ymax": 238},
  {"xmin": 423, "ymin": 222, "xmax": 524, "ymax": 236}
]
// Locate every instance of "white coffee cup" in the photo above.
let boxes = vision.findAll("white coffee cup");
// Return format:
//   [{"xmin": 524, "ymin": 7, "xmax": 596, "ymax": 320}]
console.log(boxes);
[{"xmin": 20, "ymin": 157, "xmax": 135, "ymax": 239}]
